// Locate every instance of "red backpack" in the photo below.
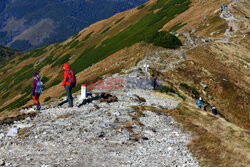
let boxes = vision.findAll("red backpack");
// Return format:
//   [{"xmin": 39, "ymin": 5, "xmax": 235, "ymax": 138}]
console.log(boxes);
[{"xmin": 67, "ymin": 70, "xmax": 76, "ymax": 87}]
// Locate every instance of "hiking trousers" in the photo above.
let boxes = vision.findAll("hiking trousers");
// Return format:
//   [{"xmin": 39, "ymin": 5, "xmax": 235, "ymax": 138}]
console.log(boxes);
[
  {"xmin": 65, "ymin": 85, "xmax": 73, "ymax": 107},
  {"xmin": 32, "ymin": 93, "xmax": 40, "ymax": 110}
]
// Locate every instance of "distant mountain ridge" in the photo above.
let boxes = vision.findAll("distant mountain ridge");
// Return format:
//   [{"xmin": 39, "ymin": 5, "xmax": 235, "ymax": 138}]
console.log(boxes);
[{"xmin": 0, "ymin": 0, "xmax": 148, "ymax": 51}]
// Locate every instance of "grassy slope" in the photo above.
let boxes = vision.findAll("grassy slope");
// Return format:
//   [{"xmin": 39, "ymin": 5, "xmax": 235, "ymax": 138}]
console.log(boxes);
[{"xmin": 0, "ymin": 0, "xmax": 191, "ymax": 112}]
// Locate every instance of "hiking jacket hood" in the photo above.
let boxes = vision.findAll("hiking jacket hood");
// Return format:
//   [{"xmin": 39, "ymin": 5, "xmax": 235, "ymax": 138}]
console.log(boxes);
[{"xmin": 62, "ymin": 64, "xmax": 71, "ymax": 86}]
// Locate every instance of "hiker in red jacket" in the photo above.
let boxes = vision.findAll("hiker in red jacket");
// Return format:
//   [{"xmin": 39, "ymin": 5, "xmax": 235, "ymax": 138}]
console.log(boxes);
[
  {"xmin": 230, "ymin": 26, "xmax": 233, "ymax": 32},
  {"xmin": 62, "ymin": 64, "xmax": 75, "ymax": 107}
]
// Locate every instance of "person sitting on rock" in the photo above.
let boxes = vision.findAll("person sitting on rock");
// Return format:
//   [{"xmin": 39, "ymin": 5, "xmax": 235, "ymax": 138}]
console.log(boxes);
[{"xmin": 196, "ymin": 97, "xmax": 202, "ymax": 108}]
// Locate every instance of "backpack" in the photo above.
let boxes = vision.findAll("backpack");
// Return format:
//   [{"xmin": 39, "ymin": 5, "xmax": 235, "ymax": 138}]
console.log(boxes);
[
  {"xmin": 35, "ymin": 77, "xmax": 43, "ymax": 94},
  {"xmin": 67, "ymin": 70, "xmax": 76, "ymax": 87}
]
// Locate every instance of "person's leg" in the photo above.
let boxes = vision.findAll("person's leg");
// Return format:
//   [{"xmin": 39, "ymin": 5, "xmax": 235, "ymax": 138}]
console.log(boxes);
[
  {"xmin": 65, "ymin": 85, "xmax": 73, "ymax": 107},
  {"xmin": 69, "ymin": 86, "xmax": 73, "ymax": 107},
  {"xmin": 35, "ymin": 93, "xmax": 40, "ymax": 110}
]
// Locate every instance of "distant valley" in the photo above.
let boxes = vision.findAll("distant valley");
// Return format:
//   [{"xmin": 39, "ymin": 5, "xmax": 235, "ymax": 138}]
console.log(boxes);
[{"xmin": 0, "ymin": 0, "xmax": 148, "ymax": 51}]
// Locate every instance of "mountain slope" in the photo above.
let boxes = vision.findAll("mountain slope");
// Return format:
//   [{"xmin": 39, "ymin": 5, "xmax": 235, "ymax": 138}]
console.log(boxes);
[
  {"xmin": 0, "ymin": 45, "xmax": 20, "ymax": 61},
  {"xmin": 0, "ymin": 0, "xmax": 148, "ymax": 51},
  {"xmin": 0, "ymin": 0, "xmax": 249, "ymax": 166},
  {"xmin": 0, "ymin": 0, "xmax": 191, "ymax": 112}
]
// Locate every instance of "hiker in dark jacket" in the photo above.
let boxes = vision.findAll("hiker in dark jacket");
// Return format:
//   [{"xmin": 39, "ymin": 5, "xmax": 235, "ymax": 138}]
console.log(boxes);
[
  {"xmin": 151, "ymin": 77, "xmax": 158, "ymax": 89},
  {"xmin": 62, "ymin": 64, "xmax": 73, "ymax": 107},
  {"xmin": 212, "ymin": 106, "xmax": 218, "ymax": 115},
  {"xmin": 32, "ymin": 72, "xmax": 42, "ymax": 110}
]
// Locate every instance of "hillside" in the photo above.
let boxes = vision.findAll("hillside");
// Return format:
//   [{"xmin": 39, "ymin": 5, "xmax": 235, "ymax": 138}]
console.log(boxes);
[
  {"xmin": 0, "ymin": 0, "xmax": 148, "ymax": 51},
  {"xmin": 0, "ymin": 0, "xmax": 249, "ymax": 166},
  {"xmin": 0, "ymin": 45, "xmax": 20, "ymax": 61}
]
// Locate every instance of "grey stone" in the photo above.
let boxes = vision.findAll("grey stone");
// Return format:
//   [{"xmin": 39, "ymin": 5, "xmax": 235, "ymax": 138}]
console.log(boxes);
[
  {"xmin": 7, "ymin": 127, "xmax": 20, "ymax": 137},
  {"xmin": 0, "ymin": 134, "xmax": 4, "ymax": 139},
  {"xmin": 0, "ymin": 159, "xmax": 5, "ymax": 166}
]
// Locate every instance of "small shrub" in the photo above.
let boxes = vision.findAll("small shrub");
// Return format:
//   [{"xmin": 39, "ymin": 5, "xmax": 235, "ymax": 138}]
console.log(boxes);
[
  {"xmin": 82, "ymin": 31, "xmax": 93, "ymax": 41},
  {"xmin": 137, "ymin": 4, "xmax": 145, "ymax": 10},
  {"xmin": 101, "ymin": 27, "xmax": 111, "ymax": 34},
  {"xmin": 114, "ymin": 17, "xmax": 124, "ymax": 25},
  {"xmin": 44, "ymin": 97, "xmax": 51, "ymax": 102},
  {"xmin": 145, "ymin": 31, "xmax": 182, "ymax": 49},
  {"xmin": 159, "ymin": 85, "xmax": 175, "ymax": 93},
  {"xmin": 180, "ymin": 83, "xmax": 189, "ymax": 89}
]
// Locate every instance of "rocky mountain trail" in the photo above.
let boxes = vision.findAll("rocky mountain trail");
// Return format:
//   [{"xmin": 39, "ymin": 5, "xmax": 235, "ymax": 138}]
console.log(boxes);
[
  {"xmin": 0, "ymin": 76, "xmax": 200, "ymax": 166},
  {"xmin": 216, "ymin": 0, "xmax": 242, "ymax": 43}
]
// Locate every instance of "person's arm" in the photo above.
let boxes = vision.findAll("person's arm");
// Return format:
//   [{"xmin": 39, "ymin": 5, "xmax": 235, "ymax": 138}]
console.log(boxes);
[{"xmin": 62, "ymin": 71, "xmax": 68, "ymax": 86}]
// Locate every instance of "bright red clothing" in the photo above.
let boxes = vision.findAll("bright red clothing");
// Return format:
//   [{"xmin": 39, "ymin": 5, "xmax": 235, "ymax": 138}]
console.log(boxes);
[
  {"xmin": 32, "ymin": 95, "xmax": 39, "ymax": 104},
  {"xmin": 62, "ymin": 64, "xmax": 71, "ymax": 86}
]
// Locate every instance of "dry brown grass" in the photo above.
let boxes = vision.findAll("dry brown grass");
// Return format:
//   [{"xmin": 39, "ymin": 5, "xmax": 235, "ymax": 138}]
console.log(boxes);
[
  {"xmin": 0, "ymin": 111, "xmax": 38, "ymax": 125},
  {"xmin": 56, "ymin": 113, "xmax": 73, "ymax": 119},
  {"xmin": 133, "ymin": 101, "xmax": 250, "ymax": 167},
  {"xmin": 161, "ymin": 0, "xmax": 229, "ymax": 37}
]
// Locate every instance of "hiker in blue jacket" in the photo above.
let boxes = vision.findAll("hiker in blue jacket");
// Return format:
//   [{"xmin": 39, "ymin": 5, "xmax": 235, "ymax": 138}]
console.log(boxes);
[{"xmin": 196, "ymin": 97, "xmax": 202, "ymax": 108}]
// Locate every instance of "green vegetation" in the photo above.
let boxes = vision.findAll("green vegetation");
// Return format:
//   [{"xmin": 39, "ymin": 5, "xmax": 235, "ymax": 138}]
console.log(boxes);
[
  {"xmin": 1, "ymin": 92, "xmax": 10, "ymax": 100},
  {"xmin": 0, "ymin": 44, "xmax": 19, "ymax": 61},
  {"xmin": 101, "ymin": 27, "xmax": 111, "ymax": 34},
  {"xmin": 31, "ymin": 47, "xmax": 47, "ymax": 58},
  {"xmin": 71, "ymin": 0, "xmax": 191, "ymax": 73},
  {"xmin": 18, "ymin": 53, "xmax": 32, "ymax": 61},
  {"xmin": 180, "ymin": 83, "xmax": 189, "ymax": 89},
  {"xmin": 47, "ymin": 79, "xmax": 61, "ymax": 88},
  {"xmin": 137, "ymin": 4, "xmax": 145, "ymax": 10},
  {"xmin": 180, "ymin": 83, "xmax": 200, "ymax": 99},
  {"xmin": 42, "ymin": 76, "xmax": 50, "ymax": 84},
  {"xmin": 159, "ymin": 85, "xmax": 176, "ymax": 93},
  {"xmin": 14, "ymin": 84, "xmax": 22, "ymax": 91},
  {"xmin": 82, "ymin": 31, "xmax": 94, "ymax": 41},
  {"xmin": 169, "ymin": 22, "xmax": 187, "ymax": 32},
  {"xmin": 75, "ymin": 41, "xmax": 85, "ymax": 49},
  {"xmin": 35, "ymin": 55, "xmax": 53, "ymax": 71},
  {"xmin": 70, "ymin": 40, "xmax": 79, "ymax": 49},
  {"xmin": 146, "ymin": 31, "xmax": 182, "ymax": 49},
  {"xmin": 12, "ymin": 64, "xmax": 35, "ymax": 88},
  {"xmin": 0, "ymin": 94, "xmax": 30, "ymax": 112},
  {"xmin": 21, "ymin": 85, "xmax": 31, "ymax": 95},
  {"xmin": 72, "ymin": 33, "xmax": 81, "ymax": 40},
  {"xmin": 114, "ymin": 17, "xmax": 125, "ymax": 25},
  {"xmin": 44, "ymin": 97, "xmax": 51, "ymax": 102},
  {"xmin": 51, "ymin": 54, "xmax": 71, "ymax": 67}
]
